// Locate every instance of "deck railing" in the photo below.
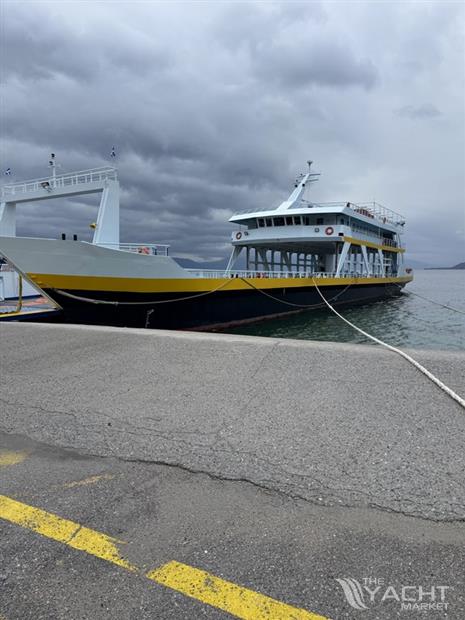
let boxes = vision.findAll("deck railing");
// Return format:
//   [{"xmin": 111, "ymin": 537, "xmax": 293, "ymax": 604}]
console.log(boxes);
[
  {"xmin": 349, "ymin": 226, "xmax": 400, "ymax": 248},
  {"xmin": 0, "ymin": 167, "xmax": 118, "ymax": 199},
  {"xmin": 187, "ymin": 270, "xmax": 393, "ymax": 279},
  {"xmin": 96, "ymin": 242, "xmax": 170, "ymax": 256},
  {"xmin": 233, "ymin": 201, "xmax": 405, "ymax": 227}
]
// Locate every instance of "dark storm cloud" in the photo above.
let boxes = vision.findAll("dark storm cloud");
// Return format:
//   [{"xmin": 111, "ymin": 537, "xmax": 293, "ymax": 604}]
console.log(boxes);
[
  {"xmin": 252, "ymin": 40, "xmax": 377, "ymax": 90},
  {"xmin": 395, "ymin": 104, "xmax": 441, "ymax": 119},
  {"xmin": 2, "ymin": 1, "xmax": 464, "ymax": 264},
  {"xmin": 2, "ymin": 6, "xmax": 170, "ymax": 81}
]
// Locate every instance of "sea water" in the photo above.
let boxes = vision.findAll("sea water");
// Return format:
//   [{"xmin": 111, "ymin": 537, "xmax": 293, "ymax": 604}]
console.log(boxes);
[{"xmin": 226, "ymin": 270, "xmax": 465, "ymax": 352}]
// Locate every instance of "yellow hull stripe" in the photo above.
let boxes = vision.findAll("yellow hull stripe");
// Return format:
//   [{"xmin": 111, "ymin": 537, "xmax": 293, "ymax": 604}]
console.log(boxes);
[
  {"xmin": 343, "ymin": 236, "xmax": 405, "ymax": 253},
  {"xmin": 0, "ymin": 493, "xmax": 329, "ymax": 619},
  {"xmin": 28, "ymin": 273, "xmax": 413, "ymax": 294}
]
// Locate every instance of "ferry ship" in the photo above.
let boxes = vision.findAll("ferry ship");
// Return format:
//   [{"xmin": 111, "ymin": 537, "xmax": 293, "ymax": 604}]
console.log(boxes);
[{"xmin": 0, "ymin": 160, "xmax": 412, "ymax": 330}]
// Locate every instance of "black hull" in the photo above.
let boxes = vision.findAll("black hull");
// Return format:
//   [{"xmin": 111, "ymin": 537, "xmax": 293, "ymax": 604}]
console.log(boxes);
[{"xmin": 40, "ymin": 282, "xmax": 405, "ymax": 330}]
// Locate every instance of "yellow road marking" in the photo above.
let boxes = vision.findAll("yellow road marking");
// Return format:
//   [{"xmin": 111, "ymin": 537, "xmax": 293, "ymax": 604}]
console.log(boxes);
[
  {"xmin": 0, "ymin": 451, "xmax": 27, "ymax": 468},
  {"xmin": 0, "ymin": 494, "xmax": 329, "ymax": 620},
  {"xmin": 148, "ymin": 561, "xmax": 328, "ymax": 620},
  {"xmin": 63, "ymin": 473, "xmax": 115, "ymax": 489},
  {"xmin": 0, "ymin": 495, "xmax": 134, "ymax": 571}
]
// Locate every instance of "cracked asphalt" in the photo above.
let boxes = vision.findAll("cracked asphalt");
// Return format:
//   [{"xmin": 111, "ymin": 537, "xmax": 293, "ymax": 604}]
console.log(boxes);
[{"xmin": 1, "ymin": 322, "xmax": 465, "ymax": 619}]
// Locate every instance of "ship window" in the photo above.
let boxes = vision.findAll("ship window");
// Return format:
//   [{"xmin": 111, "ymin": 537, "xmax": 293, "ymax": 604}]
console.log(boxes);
[
  {"xmin": 258, "ymin": 218, "xmax": 265, "ymax": 227},
  {"xmin": 266, "ymin": 218, "xmax": 273, "ymax": 227},
  {"xmin": 294, "ymin": 216, "xmax": 301, "ymax": 225},
  {"xmin": 303, "ymin": 216, "xmax": 310, "ymax": 225},
  {"xmin": 286, "ymin": 216, "xmax": 293, "ymax": 226},
  {"xmin": 274, "ymin": 217, "xmax": 285, "ymax": 226},
  {"xmin": 316, "ymin": 217, "xmax": 324, "ymax": 225}
]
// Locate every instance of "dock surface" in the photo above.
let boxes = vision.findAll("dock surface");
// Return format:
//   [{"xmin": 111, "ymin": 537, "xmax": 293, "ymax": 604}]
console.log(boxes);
[{"xmin": 1, "ymin": 323, "xmax": 464, "ymax": 619}]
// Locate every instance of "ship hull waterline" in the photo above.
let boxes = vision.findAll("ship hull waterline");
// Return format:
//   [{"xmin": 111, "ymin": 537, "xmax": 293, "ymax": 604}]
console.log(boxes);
[
  {"xmin": 0, "ymin": 235, "xmax": 412, "ymax": 330},
  {"xmin": 33, "ymin": 277, "xmax": 411, "ymax": 331}
]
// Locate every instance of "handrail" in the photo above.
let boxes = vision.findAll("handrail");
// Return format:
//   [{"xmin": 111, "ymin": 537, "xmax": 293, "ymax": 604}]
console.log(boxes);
[
  {"xmin": 186, "ymin": 270, "xmax": 396, "ymax": 279},
  {"xmin": 96, "ymin": 242, "xmax": 170, "ymax": 256},
  {"xmin": 0, "ymin": 275, "xmax": 23, "ymax": 316},
  {"xmin": 0, "ymin": 167, "xmax": 118, "ymax": 199},
  {"xmin": 232, "ymin": 200, "xmax": 405, "ymax": 226}
]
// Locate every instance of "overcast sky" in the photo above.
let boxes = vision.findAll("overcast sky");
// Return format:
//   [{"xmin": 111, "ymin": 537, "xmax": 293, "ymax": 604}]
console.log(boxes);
[{"xmin": 1, "ymin": 1, "xmax": 464, "ymax": 266}]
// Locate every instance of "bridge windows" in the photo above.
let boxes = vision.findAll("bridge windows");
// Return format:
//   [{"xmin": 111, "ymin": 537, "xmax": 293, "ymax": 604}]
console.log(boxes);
[{"xmin": 273, "ymin": 217, "xmax": 285, "ymax": 226}]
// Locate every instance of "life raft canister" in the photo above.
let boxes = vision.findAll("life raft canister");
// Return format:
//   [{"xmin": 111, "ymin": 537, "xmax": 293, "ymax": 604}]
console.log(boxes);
[
  {"xmin": 235, "ymin": 232, "xmax": 242, "ymax": 240},
  {"xmin": 325, "ymin": 226, "xmax": 334, "ymax": 236}
]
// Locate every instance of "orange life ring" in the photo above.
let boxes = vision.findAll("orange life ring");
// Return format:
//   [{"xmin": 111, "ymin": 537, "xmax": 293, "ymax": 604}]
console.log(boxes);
[
  {"xmin": 235, "ymin": 232, "xmax": 242, "ymax": 240},
  {"xmin": 325, "ymin": 226, "xmax": 334, "ymax": 236}
]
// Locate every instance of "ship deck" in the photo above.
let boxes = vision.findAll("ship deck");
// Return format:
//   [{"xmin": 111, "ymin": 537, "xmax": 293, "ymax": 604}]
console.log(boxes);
[{"xmin": 0, "ymin": 296, "xmax": 60, "ymax": 322}]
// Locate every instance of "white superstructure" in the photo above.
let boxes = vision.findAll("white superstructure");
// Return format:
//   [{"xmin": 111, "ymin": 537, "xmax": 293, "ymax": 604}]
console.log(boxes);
[{"xmin": 226, "ymin": 162, "xmax": 406, "ymax": 278}]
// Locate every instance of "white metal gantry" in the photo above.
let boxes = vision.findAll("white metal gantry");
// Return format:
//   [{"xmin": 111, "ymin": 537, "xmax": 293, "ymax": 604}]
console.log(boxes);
[{"xmin": 0, "ymin": 167, "xmax": 120, "ymax": 246}]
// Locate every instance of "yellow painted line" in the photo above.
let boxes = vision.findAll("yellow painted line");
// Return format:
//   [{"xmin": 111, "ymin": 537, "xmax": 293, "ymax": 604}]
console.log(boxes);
[
  {"xmin": 148, "ymin": 560, "xmax": 328, "ymax": 620},
  {"xmin": 0, "ymin": 494, "xmax": 329, "ymax": 620},
  {"xmin": 343, "ymin": 236, "xmax": 406, "ymax": 253},
  {"xmin": 27, "ymin": 272, "xmax": 412, "ymax": 293},
  {"xmin": 0, "ymin": 451, "xmax": 28, "ymax": 468},
  {"xmin": 63, "ymin": 473, "xmax": 115, "ymax": 489},
  {"xmin": 0, "ymin": 494, "xmax": 135, "ymax": 571},
  {"xmin": 0, "ymin": 308, "xmax": 57, "ymax": 319}
]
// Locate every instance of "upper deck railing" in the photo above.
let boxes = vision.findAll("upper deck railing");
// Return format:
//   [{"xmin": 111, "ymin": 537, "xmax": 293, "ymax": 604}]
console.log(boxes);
[
  {"xmin": 0, "ymin": 167, "xmax": 118, "ymax": 200},
  {"xmin": 326, "ymin": 201, "xmax": 405, "ymax": 226},
  {"xmin": 232, "ymin": 200, "xmax": 405, "ymax": 227}
]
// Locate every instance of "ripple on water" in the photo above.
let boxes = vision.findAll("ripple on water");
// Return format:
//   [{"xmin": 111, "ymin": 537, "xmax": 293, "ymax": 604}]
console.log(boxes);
[{"xmin": 226, "ymin": 270, "xmax": 465, "ymax": 352}]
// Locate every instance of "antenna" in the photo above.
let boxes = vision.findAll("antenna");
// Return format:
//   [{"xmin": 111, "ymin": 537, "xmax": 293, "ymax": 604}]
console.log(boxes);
[
  {"xmin": 49, "ymin": 153, "xmax": 57, "ymax": 183},
  {"xmin": 307, "ymin": 160, "xmax": 313, "ymax": 170}
]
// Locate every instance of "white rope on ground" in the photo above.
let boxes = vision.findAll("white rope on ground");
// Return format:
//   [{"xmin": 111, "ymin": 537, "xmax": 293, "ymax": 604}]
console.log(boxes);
[
  {"xmin": 312, "ymin": 278, "xmax": 465, "ymax": 410},
  {"xmin": 395, "ymin": 285, "xmax": 465, "ymax": 315}
]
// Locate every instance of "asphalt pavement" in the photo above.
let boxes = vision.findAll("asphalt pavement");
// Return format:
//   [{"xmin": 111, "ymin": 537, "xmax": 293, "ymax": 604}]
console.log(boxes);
[{"xmin": 1, "ymin": 323, "xmax": 464, "ymax": 619}]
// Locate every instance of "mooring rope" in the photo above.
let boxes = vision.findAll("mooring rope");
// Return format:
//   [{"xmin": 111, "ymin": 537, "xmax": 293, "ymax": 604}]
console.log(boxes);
[
  {"xmin": 395, "ymin": 284, "xmax": 465, "ymax": 315},
  {"xmin": 54, "ymin": 278, "xmax": 234, "ymax": 306},
  {"xmin": 311, "ymin": 278, "xmax": 465, "ymax": 410},
  {"xmin": 54, "ymin": 277, "xmax": 352, "ymax": 309},
  {"xmin": 239, "ymin": 278, "xmax": 352, "ymax": 308}
]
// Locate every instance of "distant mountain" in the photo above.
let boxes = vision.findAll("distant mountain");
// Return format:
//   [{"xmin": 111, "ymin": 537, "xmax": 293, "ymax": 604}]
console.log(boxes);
[
  {"xmin": 174, "ymin": 255, "xmax": 248, "ymax": 270},
  {"xmin": 174, "ymin": 257, "xmax": 229, "ymax": 270},
  {"xmin": 404, "ymin": 258, "xmax": 433, "ymax": 269},
  {"xmin": 425, "ymin": 261, "xmax": 465, "ymax": 270}
]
